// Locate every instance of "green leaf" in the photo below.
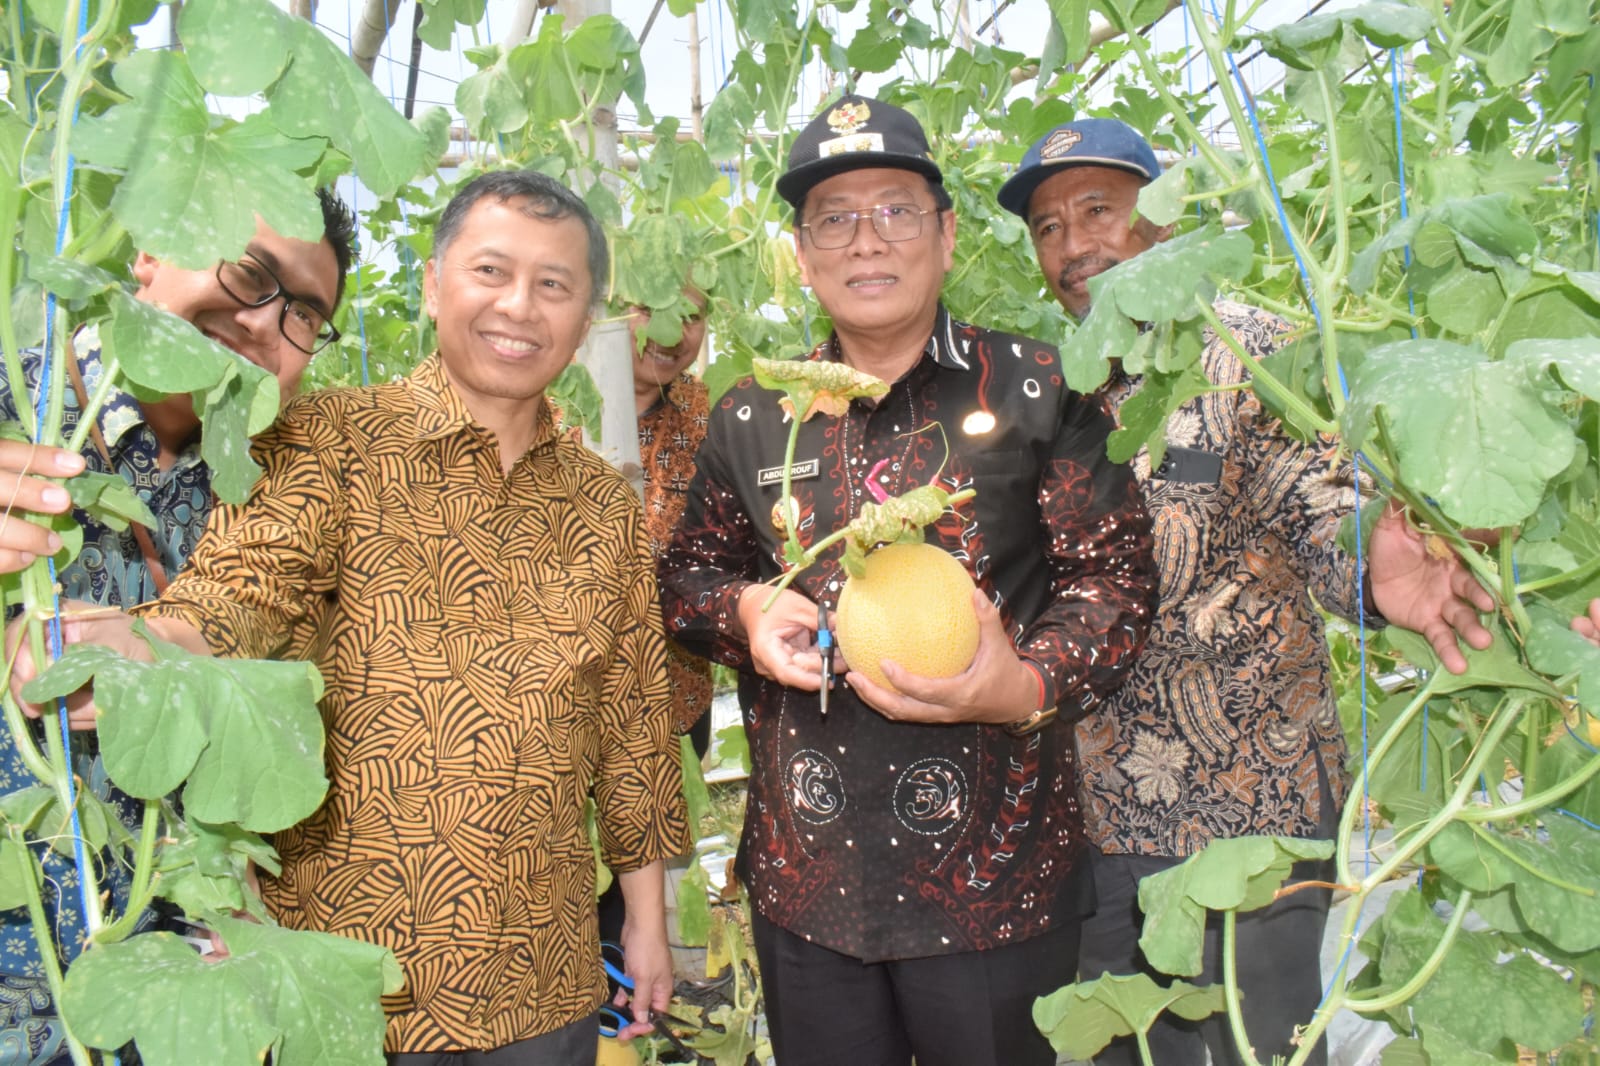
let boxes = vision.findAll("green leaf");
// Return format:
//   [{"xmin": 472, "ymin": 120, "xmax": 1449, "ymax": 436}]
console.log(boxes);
[
  {"xmin": 174, "ymin": 0, "xmax": 429, "ymax": 200},
  {"xmin": 1378, "ymin": 1035, "xmax": 1431, "ymax": 1066},
  {"xmin": 417, "ymin": 0, "xmax": 487, "ymax": 50},
  {"xmin": 1046, "ymin": 0, "xmax": 1092, "ymax": 66},
  {"xmin": 547, "ymin": 363, "xmax": 603, "ymax": 442},
  {"xmin": 506, "ymin": 19, "xmax": 584, "ymax": 123},
  {"xmin": 1058, "ymin": 304, "xmax": 1132, "ymax": 393},
  {"xmin": 0, "ymin": 835, "xmax": 42, "ymax": 911},
  {"xmin": 22, "ymin": 621, "xmax": 327, "ymax": 834},
  {"xmin": 195, "ymin": 361, "xmax": 281, "ymax": 504},
  {"xmin": 565, "ymin": 15, "xmax": 633, "ymax": 68},
  {"xmin": 1250, "ymin": 10, "xmax": 1347, "ymax": 70},
  {"xmin": 1107, "ymin": 362, "xmax": 1211, "ymax": 467},
  {"xmin": 1375, "ymin": 891, "xmax": 1585, "ymax": 1053},
  {"xmin": 155, "ymin": 819, "xmax": 279, "ymax": 922},
  {"xmin": 1524, "ymin": 612, "xmax": 1600, "ymax": 712},
  {"xmin": 61, "ymin": 918, "xmax": 402, "ymax": 1066},
  {"xmin": 101, "ymin": 290, "xmax": 278, "ymax": 503},
  {"xmin": 270, "ymin": 20, "xmax": 433, "ymax": 198},
  {"xmin": 1508, "ymin": 337, "xmax": 1600, "ymax": 403},
  {"xmin": 413, "ymin": 106, "xmax": 452, "ymax": 165},
  {"xmin": 1135, "ymin": 159, "xmax": 1190, "ymax": 228},
  {"xmin": 177, "ymin": 0, "xmax": 290, "ymax": 94},
  {"xmin": 1381, "ymin": 622, "xmax": 1555, "ymax": 698},
  {"xmin": 677, "ymin": 858, "xmax": 712, "ymax": 948},
  {"xmin": 72, "ymin": 50, "xmax": 323, "ymax": 268},
  {"xmin": 26, "ymin": 256, "xmax": 120, "ymax": 301},
  {"xmin": 1137, "ymin": 836, "xmax": 1334, "ymax": 977},
  {"xmin": 1340, "ymin": 339, "xmax": 1576, "ymax": 528},
  {"xmin": 1098, "ymin": 227, "xmax": 1254, "ymax": 324},
  {"xmin": 65, "ymin": 470, "xmax": 158, "ymax": 533},
  {"xmin": 845, "ymin": 26, "xmax": 905, "ymax": 72},
  {"xmin": 734, "ymin": 0, "xmax": 799, "ymax": 46},
  {"xmin": 1033, "ymin": 973, "xmax": 1225, "ymax": 1059},
  {"xmin": 680, "ymin": 734, "xmax": 711, "ymax": 834},
  {"xmin": 1348, "ymin": 2, "xmax": 1435, "ymax": 47},
  {"xmin": 456, "ymin": 54, "xmax": 530, "ymax": 135},
  {"xmin": 710, "ymin": 722, "xmax": 750, "ymax": 776},
  {"xmin": 1485, "ymin": 13, "xmax": 1549, "ymax": 87}
]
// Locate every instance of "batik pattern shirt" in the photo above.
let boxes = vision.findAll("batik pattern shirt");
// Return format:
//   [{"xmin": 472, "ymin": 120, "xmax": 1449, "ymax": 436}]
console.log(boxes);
[
  {"xmin": 0, "ymin": 329, "xmax": 208, "ymax": 1066},
  {"xmin": 1076, "ymin": 301, "xmax": 1377, "ymax": 857},
  {"xmin": 141, "ymin": 354, "xmax": 691, "ymax": 1053},
  {"xmin": 638, "ymin": 374, "xmax": 714, "ymax": 735},
  {"xmin": 659, "ymin": 307, "xmax": 1157, "ymax": 962}
]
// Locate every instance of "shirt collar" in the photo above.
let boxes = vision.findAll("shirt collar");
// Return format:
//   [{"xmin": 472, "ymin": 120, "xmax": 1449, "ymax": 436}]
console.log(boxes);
[
  {"xmin": 816, "ymin": 304, "xmax": 973, "ymax": 373},
  {"xmin": 408, "ymin": 353, "xmax": 473, "ymax": 441},
  {"xmin": 406, "ymin": 351, "xmax": 565, "ymax": 467}
]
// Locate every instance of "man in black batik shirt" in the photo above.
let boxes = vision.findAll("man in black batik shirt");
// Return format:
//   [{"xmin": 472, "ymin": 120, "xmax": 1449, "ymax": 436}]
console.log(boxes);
[{"xmin": 658, "ymin": 96, "xmax": 1158, "ymax": 1066}]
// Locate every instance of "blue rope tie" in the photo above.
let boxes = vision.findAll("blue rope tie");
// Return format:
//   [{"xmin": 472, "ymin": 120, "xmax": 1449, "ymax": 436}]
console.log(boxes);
[{"xmin": 34, "ymin": 0, "xmax": 103, "ymax": 954}]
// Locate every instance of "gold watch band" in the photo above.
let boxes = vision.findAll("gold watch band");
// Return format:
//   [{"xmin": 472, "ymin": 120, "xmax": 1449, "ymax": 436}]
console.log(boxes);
[{"xmin": 1003, "ymin": 703, "xmax": 1058, "ymax": 737}]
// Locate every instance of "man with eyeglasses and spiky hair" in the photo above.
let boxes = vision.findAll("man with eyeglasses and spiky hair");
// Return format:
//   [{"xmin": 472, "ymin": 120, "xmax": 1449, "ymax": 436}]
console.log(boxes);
[{"xmin": 0, "ymin": 189, "xmax": 355, "ymax": 1065}]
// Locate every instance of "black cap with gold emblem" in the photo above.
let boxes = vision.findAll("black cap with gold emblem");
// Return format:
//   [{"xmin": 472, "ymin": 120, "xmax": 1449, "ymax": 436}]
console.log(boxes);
[{"xmin": 777, "ymin": 94, "xmax": 944, "ymax": 210}]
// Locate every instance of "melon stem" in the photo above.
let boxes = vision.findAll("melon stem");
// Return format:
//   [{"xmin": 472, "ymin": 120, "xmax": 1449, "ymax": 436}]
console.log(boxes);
[{"xmin": 759, "ymin": 487, "xmax": 977, "ymax": 613}]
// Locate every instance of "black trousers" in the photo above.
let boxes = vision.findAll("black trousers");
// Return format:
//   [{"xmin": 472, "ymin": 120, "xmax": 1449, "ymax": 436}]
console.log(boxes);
[
  {"xmin": 384, "ymin": 1012, "xmax": 597, "ymax": 1066},
  {"xmin": 750, "ymin": 910, "xmax": 1080, "ymax": 1066},
  {"xmin": 1078, "ymin": 849, "xmax": 1334, "ymax": 1066}
]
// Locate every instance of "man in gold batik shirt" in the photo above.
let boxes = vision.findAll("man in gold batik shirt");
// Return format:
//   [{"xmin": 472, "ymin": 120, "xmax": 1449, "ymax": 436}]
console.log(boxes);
[{"xmin": 24, "ymin": 170, "xmax": 691, "ymax": 1064}]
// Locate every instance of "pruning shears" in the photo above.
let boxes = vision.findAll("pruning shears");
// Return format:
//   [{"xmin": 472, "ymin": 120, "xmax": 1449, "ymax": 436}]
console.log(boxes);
[{"xmin": 817, "ymin": 600, "xmax": 834, "ymax": 718}]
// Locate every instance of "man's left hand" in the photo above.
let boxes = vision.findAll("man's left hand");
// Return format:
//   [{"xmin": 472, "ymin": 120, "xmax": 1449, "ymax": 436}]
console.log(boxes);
[
  {"xmin": 1369, "ymin": 501, "xmax": 1497, "ymax": 675},
  {"xmin": 847, "ymin": 591, "xmax": 1041, "ymax": 727}
]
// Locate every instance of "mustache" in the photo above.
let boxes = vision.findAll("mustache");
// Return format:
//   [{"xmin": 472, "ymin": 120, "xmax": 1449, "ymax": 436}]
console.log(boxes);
[{"xmin": 1056, "ymin": 255, "xmax": 1122, "ymax": 291}]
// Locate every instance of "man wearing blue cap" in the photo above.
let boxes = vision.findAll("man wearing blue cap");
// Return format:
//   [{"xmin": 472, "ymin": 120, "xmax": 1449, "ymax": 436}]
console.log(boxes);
[
  {"xmin": 661, "ymin": 97, "xmax": 1159, "ymax": 1066},
  {"xmin": 998, "ymin": 119, "xmax": 1498, "ymax": 1066}
]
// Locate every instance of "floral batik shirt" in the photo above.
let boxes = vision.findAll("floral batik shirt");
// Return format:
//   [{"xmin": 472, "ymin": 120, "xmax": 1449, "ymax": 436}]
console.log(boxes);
[
  {"xmin": 0, "ymin": 327, "xmax": 210, "ymax": 1065},
  {"xmin": 1075, "ymin": 300, "xmax": 1382, "ymax": 858},
  {"xmin": 638, "ymin": 373, "xmax": 714, "ymax": 735}
]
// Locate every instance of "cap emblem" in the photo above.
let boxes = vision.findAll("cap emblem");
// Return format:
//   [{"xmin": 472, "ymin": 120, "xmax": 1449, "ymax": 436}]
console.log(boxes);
[
  {"xmin": 827, "ymin": 100, "xmax": 872, "ymax": 136},
  {"xmin": 1041, "ymin": 128, "xmax": 1083, "ymax": 160}
]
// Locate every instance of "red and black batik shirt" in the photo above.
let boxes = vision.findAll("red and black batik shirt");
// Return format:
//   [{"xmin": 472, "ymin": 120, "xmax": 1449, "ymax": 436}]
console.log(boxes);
[{"xmin": 658, "ymin": 306, "xmax": 1157, "ymax": 962}]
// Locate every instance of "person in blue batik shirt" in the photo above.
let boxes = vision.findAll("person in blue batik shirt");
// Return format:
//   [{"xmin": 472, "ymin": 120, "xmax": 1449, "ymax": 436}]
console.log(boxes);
[{"xmin": 0, "ymin": 189, "xmax": 354, "ymax": 1065}]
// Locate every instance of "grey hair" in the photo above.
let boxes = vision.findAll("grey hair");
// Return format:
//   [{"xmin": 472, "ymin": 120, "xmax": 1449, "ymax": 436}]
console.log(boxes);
[{"xmin": 433, "ymin": 170, "xmax": 609, "ymax": 306}]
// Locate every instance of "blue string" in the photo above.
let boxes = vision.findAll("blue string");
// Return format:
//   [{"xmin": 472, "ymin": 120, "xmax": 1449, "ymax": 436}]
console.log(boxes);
[
  {"xmin": 373, "ymin": 0, "xmax": 423, "ymax": 385},
  {"xmin": 1203, "ymin": 0, "xmax": 1322, "ymax": 336},
  {"xmin": 1390, "ymin": 49, "xmax": 1417, "ymax": 335},
  {"xmin": 31, "ymin": 5, "xmax": 108, "ymax": 1037}
]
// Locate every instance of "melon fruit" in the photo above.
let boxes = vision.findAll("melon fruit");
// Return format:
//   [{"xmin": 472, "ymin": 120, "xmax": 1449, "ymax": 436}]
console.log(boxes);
[
  {"xmin": 595, "ymin": 1036, "xmax": 640, "ymax": 1066},
  {"xmin": 835, "ymin": 541, "xmax": 980, "ymax": 693}
]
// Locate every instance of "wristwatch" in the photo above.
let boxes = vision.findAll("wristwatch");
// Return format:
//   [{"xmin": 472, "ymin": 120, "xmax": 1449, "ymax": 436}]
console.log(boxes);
[{"xmin": 1004, "ymin": 704, "xmax": 1057, "ymax": 736}]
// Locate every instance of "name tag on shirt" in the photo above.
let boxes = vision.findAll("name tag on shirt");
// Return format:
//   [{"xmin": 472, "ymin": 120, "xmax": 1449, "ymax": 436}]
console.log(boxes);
[
  {"xmin": 759, "ymin": 459, "xmax": 820, "ymax": 485},
  {"xmin": 1153, "ymin": 446, "xmax": 1223, "ymax": 486}
]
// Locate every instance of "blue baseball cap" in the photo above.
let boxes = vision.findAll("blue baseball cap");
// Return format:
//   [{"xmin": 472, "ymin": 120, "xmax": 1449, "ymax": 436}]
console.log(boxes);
[{"xmin": 997, "ymin": 119, "xmax": 1162, "ymax": 218}]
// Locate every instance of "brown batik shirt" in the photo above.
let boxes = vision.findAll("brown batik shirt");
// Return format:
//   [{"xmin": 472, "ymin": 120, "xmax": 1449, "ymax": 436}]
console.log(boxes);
[
  {"xmin": 638, "ymin": 373, "xmax": 714, "ymax": 735},
  {"xmin": 143, "ymin": 354, "xmax": 691, "ymax": 1052},
  {"xmin": 1076, "ymin": 300, "xmax": 1379, "ymax": 858},
  {"xmin": 659, "ymin": 306, "xmax": 1157, "ymax": 962}
]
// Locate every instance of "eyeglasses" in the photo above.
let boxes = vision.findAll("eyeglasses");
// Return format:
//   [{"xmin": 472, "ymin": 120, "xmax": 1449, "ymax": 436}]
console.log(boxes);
[
  {"xmin": 799, "ymin": 203, "xmax": 940, "ymax": 250},
  {"xmin": 215, "ymin": 255, "xmax": 340, "ymax": 355}
]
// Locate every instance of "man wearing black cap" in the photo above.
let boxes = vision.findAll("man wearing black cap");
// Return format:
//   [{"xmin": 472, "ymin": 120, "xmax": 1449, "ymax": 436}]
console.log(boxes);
[
  {"xmin": 998, "ymin": 119, "xmax": 1498, "ymax": 1066},
  {"xmin": 659, "ymin": 97, "xmax": 1159, "ymax": 1066}
]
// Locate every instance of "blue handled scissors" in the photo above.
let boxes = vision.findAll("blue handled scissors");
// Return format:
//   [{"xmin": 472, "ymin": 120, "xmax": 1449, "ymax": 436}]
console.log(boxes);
[
  {"xmin": 597, "ymin": 942, "xmax": 698, "ymax": 1058},
  {"xmin": 817, "ymin": 600, "xmax": 834, "ymax": 718}
]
